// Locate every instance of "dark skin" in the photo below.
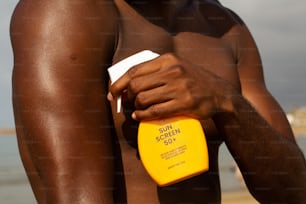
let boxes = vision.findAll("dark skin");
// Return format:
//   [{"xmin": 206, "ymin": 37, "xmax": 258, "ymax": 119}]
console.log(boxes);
[{"xmin": 10, "ymin": 0, "xmax": 306, "ymax": 203}]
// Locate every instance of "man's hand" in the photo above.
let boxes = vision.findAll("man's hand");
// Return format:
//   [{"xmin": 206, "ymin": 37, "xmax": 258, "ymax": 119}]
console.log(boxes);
[{"xmin": 108, "ymin": 53, "xmax": 239, "ymax": 121}]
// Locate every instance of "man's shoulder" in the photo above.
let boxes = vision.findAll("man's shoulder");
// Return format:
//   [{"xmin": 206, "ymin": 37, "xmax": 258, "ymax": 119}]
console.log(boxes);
[{"xmin": 198, "ymin": 0, "xmax": 244, "ymax": 36}]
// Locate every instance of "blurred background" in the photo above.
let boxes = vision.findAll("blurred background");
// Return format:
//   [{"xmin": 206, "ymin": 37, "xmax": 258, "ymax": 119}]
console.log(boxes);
[{"xmin": 1, "ymin": 1, "xmax": 305, "ymax": 203}]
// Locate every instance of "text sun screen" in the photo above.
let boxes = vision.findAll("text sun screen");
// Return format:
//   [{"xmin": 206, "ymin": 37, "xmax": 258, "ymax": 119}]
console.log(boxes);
[
  {"xmin": 108, "ymin": 50, "xmax": 209, "ymax": 187},
  {"xmin": 138, "ymin": 116, "xmax": 209, "ymax": 186}
]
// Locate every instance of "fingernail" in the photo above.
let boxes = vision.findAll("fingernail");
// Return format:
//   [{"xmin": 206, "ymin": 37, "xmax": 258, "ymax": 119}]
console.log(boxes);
[
  {"xmin": 107, "ymin": 92, "xmax": 114, "ymax": 101},
  {"xmin": 132, "ymin": 112, "xmax": 137, "ymax": 120}
]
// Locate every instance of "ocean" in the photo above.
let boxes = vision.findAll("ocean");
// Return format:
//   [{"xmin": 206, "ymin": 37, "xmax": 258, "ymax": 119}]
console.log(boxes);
[{"xmin": 1, "ymin": 135, "xmax": 306, "ymax": 203}]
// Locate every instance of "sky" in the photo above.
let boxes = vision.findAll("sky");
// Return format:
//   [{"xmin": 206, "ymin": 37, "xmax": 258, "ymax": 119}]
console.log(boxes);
[{"xmin": 1, "ymin": 1, "xmax": 306, "ymax": 128}]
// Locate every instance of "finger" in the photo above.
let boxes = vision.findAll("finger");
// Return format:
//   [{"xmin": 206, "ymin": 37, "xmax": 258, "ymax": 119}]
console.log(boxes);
[
  {"xmin": 126, "ymin": 53, "xmax": 182, "ymax": 78},
  {"xmin": 126, "ymin": 74, "xmax": 164, "ymax": 100},
  {"xmin": 127, "ymin": 68, "xmax": 181, "ymax": 101},
  {"xmin": 109, "ymin": 57, "xmax": 163, "ymax": 97},
  {"xmin": 134, "ymin": 85, "xmax": 175, "ymax": 109},
  {"xmin": 109, "ymin": 53, "xmax": 182, "ymax": 100},
  {"xmin": 133, "ymin": 99, "xmax": 186, "ymax": 121}
]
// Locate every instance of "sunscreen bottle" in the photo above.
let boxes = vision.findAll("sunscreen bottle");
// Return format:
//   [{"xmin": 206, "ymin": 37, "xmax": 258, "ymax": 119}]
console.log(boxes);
[{"xmin": 108, "ymin": 50, "xmax": 209, "ymax": 187}]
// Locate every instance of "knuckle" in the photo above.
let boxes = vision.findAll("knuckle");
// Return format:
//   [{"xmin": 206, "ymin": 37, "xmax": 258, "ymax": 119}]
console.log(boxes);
[
  {"xmin": 163, "ymin": 52, "xmax": 180, "ymax": 63},
  {"xmin": 170, "ymin": 65, "xmax": 184, "ymax": 76},
  {"xmin": 129, "ymin": 80, "xmax": 139, "ymax": 93},
  {"xmin": 127, "ymin": 66, "xmax": 138, "ymax": 78},
  {"xmin": 135, "ymin": 92, "xmax": 147, "ymax": 107},
  {"xmin": 177, "ymin": 79, "xmax": 191, "ymax": 91},
  {"xmin": 149, "ymin": 105, "xmax": 160, "ymax": 117},
  {"xmin": 183, "ymin": 92, "xmax": 197, "ymax": 109}
]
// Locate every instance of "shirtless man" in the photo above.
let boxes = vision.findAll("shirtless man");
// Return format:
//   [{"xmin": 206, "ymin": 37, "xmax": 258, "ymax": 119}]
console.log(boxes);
[{"xmin": 10, "ymin": 0, "xmax": 306, "ymax": 203}]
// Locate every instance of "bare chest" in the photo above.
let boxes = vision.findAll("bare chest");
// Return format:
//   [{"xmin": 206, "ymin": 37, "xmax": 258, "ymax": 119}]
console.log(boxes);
[
  {"xmin": 113, "ymin": 1, "xmax": 238, "ymax": 85},
  {"xmin": 110, "ymin": 0, "xmax": 240, "ymax": 139}
]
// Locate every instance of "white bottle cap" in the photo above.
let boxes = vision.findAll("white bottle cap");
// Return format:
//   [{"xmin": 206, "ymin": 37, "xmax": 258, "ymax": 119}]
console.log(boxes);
[{"xmin": 108, "ymin": 50, "xmax": 160, "ymax": 113}]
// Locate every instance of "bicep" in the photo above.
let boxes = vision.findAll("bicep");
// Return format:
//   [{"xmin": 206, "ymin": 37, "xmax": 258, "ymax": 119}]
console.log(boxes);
[
  {"xmin": 236, "ymin": 25, "xmax": 295, "ymax": 141},
  {"xmin": 11, "ymin": 0, "xmax": 118, "ymax": 126}
]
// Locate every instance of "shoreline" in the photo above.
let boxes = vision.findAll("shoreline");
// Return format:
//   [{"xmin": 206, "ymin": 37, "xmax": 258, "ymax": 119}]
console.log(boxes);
[
  {"xmin": 1, "ymin": 127, "xmax": 305, "ymax": 137},
  {"xmin": 0, "ymin": 178, "xmax": 258, "ymax": 204},
  {"xmin": 0, "ymin": 128, "xmax": 15, "ymax": 135},
  {"xmin": 222, "ymin": 190, "xmax": 259, "ymax": 204},
  {"xmin": 0, "ymin": 126, "xmax": 304, "ymax": 204}
]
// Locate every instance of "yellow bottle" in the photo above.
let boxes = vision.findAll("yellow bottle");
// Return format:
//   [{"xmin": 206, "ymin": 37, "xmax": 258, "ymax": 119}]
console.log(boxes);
[
  {"xmin": 138, "ymin": 116, "xmax": 209, "ymax": 186},
  {"xmin": 108, "ymin": 50, "xmax": 209, "ymax": 186}
]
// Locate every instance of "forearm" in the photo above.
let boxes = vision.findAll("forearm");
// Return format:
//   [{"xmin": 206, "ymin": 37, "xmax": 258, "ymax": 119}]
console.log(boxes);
[
  {"xmin": 14, "ymin": 98, "xmax": 115, "ymax": 204},
  {"xmin": 12, "ymin": 65, "xmax": 115, "ymax": 203},
  {"xmin": 214, "ymin": 94, "xmax": 306, "ymax": 202}
]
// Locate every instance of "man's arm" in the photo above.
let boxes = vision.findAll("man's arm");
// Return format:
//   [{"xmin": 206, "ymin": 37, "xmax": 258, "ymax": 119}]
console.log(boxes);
[
  {"xmin": 108, "ymin": 12, "xmax": 306, "ymax": 204},
  {"xmin": 214, "ymin": 23, "xmax": 306, "ymax": 203},
  {"xmin": 11, "ymin": 1, "xmax": 118, "ymax": 203}
]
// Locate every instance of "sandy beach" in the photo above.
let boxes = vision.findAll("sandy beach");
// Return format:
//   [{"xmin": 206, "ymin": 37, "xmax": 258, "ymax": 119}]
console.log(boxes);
[
  {"xmin": 223, "ymin": 190, "xmax": 259, "ymax": 204},
  {"xmin": 0, "ymin": 160, "xmax": 259, "ymax": 204},
  {"xmin": 0, "ymin": 178, "xmax": 259, "ymax": 204},
  {"xmin": 1, "ymin": 133, "xmax": 305, "ymax": 203},
  {"xmin": 0, "ymin": 151, "xmax": 259, "ymax": 204},
  {"xmin": 1, "ymin": 135, "xmax": 259, "ymax": 204}
]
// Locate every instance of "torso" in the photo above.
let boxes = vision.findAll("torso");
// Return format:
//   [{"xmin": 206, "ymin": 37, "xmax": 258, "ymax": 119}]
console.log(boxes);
[{"xmin": 109, "ymin": 1, "xmax": 240, "ymax": 203}]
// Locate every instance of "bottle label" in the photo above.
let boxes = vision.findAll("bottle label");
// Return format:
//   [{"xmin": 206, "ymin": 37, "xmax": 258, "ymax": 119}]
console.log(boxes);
[
  {"xmin": 156, "ymin": 124, "xmax": 181, "ymax": 146},
  {"xmin": 160, "ymin": 145, "xmax": 187, "ymax": 161},
  {"xmin": 138, "ymin": 116, "xmax": 209, "ymax": 186}
]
